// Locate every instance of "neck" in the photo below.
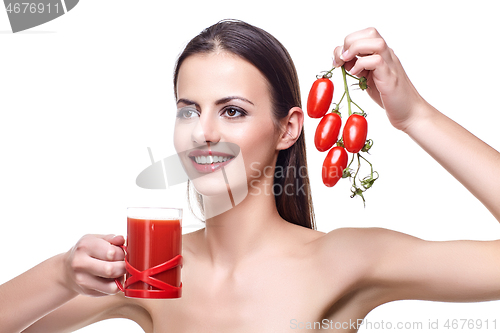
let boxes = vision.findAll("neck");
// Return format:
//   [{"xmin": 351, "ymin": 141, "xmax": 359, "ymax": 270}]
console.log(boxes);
[{"xmin": 200, "ymin": 176, "xmax": 287, "ymax": 268}]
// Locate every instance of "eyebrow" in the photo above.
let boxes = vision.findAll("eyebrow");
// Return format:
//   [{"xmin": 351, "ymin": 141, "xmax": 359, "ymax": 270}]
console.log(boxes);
[{"xmin": 176, "ymin": 96, "xmax": 254, "ymax": 108}]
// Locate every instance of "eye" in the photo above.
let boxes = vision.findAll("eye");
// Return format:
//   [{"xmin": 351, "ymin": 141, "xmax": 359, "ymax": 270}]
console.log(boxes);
[
  {"xmin": 222, "ymin": 106, "xmax": 246, "ymax": 118},
  {"xmin": 176, "ymin": 107, "xmax": 200, "ymax": 119}
]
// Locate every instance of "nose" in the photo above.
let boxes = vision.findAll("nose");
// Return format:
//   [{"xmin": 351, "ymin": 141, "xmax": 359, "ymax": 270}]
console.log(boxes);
[{"xmin": 191, "ymin": 112, "xmax": 220, "ymax": 145}]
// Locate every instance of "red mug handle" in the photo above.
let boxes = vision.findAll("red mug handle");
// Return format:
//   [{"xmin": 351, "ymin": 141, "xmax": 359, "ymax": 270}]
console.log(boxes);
[{"xmin": 114, "ymin": 245, "xmax": 127, "ymax": 293}]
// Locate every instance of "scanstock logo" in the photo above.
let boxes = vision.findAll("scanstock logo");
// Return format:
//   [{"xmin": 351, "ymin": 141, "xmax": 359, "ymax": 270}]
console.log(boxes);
[{"xmin": 3, "ymin": 0, "xmax": 79, "ymax": 33}]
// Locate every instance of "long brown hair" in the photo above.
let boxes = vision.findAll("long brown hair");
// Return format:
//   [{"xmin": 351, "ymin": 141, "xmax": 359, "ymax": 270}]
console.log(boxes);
[{"xmin": 173, "ymin": 19, "xmax": 316, "ymax": 230}]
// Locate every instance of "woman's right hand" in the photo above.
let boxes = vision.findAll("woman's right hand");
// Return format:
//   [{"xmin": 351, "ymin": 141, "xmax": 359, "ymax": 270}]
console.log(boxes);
[{"xmin": 63, "ymin": 234, "xmax": 126, "ymax": 296}]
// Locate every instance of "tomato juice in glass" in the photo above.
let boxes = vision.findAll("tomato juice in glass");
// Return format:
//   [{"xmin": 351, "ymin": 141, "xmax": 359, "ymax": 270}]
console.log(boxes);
[{"xmin": 117, "ymin": 207, "xmax": 183, "ymax": 298}]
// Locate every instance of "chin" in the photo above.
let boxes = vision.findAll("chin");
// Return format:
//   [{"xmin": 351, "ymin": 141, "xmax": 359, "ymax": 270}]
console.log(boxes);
[
  {"xmin": 188, "ymin": 152, "xmax": 250, "ymax": 215},
  {"xmin": 190, "ymin": 174, "xmax": 234, "ymax": 197}
]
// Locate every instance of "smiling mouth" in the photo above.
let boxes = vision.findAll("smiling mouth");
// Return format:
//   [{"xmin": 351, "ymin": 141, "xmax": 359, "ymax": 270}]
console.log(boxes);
[
  {"xmin": 192, "ymin": 155, "xmax": 233, "ymax": 164},
  {"xmin": 187, "ymin": 150, "xmax": 236, "ymax": 173}
]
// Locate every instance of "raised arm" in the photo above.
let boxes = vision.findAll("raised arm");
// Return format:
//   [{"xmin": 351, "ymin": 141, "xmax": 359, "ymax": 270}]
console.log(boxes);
[
  {"xmin": 333, "ymin": 27, "xmax": 500, "ymax": 221},
  {"xmin": 329, "ymin": 27, "xmax": 500, "ymax": 305},
  {"xmin": 0, "ymin": 234, "xmax": 126, "ymax": 333}
]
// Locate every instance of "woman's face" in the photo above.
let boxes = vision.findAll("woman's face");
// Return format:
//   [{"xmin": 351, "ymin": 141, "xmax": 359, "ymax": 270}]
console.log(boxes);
[{"xmin": 174, "ymin": 51, "xmax": 281, "ymax": 199}]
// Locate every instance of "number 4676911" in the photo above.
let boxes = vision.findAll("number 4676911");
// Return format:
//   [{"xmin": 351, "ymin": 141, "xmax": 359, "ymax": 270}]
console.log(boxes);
[
  {"xmin": 443, "ymin": 319, "xmax": 497, "ymax": 330},
  {"xmin": 6, "ymin": 2, "xmax": 60, "ymax": 14}
]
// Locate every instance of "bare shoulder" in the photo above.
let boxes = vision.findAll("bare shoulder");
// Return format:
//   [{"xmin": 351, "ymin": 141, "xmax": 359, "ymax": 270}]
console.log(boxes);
[
  {"xmin": 272, "ymin": 223, "xmax": 407, "ymax": 255},
  {"xmin": 317, "ymin": 226, "xmax": 417, "ymax": 251},
  {"xmin": 310, "ymin": 227, "xmax": 419, "ymax": 283}
]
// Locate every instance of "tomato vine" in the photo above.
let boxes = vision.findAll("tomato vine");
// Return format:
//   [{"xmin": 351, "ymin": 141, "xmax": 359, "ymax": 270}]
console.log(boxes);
[{"xmin": 307, "ymin": 65, "xmax": 378, "ymax": 206}]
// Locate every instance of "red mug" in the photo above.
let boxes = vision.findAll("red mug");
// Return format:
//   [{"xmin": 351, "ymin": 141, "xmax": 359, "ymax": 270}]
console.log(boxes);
[{"xmin": 115, "ymin": 207, "xmax": 183, "ymax": 298}]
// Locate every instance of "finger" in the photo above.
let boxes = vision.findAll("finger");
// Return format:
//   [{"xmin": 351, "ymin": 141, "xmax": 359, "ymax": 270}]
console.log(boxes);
[
  {"xmin": 79, "ymin": 235, "xmax": 125, "ymax": 262},
  {"xmin": 334, "ymin": 27, "xmax": 386, "ymax": 67},
  {"xmin": 354, "ymin": 69, "xmax": 371, "ymax": 81},
  {"xmin": 348, "ymin": 54, "xmax": 391, "ymax": 79},
  {"xmin": 73, "ymin": 253, "xmax": 126, "ymax": 279},
  {"xmin": 107, "ymin": 235, "xmax": 126, "ymax": 261},
  {"xmin": 343, "ymin": 59, "xmax": 357, "ymax": 73},
  {"xmin": 343, "ymin": 27, "xmax": 382, "ymax": 52},
  {"xmin": 342, "ymin": 38, "xmax": 391, "ymax": 63},
  {"xmin": 74, "ymin": 273, "xmax": 121, "ymax": 296},
  {"xmin": 90, "ymin": 277, "xmax": 121, "ymax": 295},
  {"xmin": 332, "ymin": 45, "xmax": 344, "ymax": 68},
  {"xmin": 108, "ymin": 235, "xmax": 125, "ymax": 247}
]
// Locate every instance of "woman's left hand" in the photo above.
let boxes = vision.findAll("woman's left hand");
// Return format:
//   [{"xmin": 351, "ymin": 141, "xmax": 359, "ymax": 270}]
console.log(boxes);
[
  {"xmin": 334, "ymin": 28, "xmax": 500, "ymax": 222},
  {"xmin": 333, "ymin": 27, "xmax": 425, "ymax": 132}
]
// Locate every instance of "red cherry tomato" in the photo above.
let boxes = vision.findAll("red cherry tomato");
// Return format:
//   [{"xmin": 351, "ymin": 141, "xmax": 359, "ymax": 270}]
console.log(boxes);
[
  {"xmin": 314, "ymin": 112, "xmax": 342, "ymax": 152},
  {"xmin": 307, "ymin": 78, "xmax": 334, "ymax": 118},
  {"xmin": 322, "ymin": 146, "xmax": 348, "ymax": 187},
  {"xmin": 343, "ymin": 114, "xmax": 368, "ymax": 153}
]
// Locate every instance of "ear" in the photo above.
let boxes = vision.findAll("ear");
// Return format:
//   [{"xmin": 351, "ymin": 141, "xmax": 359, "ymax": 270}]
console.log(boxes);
[{"xmin": 276, "ymin": 107, "xmax": 304, "ymax": 150}]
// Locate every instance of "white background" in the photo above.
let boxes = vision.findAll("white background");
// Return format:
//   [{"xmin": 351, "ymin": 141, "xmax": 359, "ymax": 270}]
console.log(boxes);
[{"xmin": 1, "ymin": 1, "xmax": 499, "ymax": 332}]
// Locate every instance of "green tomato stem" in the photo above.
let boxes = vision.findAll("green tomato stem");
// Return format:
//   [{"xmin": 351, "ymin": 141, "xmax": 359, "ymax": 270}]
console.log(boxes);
[
  {"xmin": 335, "ymin": 91, "xmax": 346, "ymax": 111},
  {"xmin": 346, "ymin": 152, "xmax": 355, "ymax": 170},
  {"xmin": 341, "ymin": 66, "xmax": 353, "ymax": 116},
  {"xmin": 351, "ymin": 100, "xmax": 366, "ymax": 116},
  {"xmin": 351, "ymin": 153, "xmax": 366, "ymax": 207},
  {"xmin": 352, "ymin": 153, "xmax": 361, "ymax": 188},
  {"xmin": 323, "ymin": 67, "xmax": 336, "ymax": 78},
  {"xmin": 345, "ymin": 72, "xmax": 361, "ymax": 81},
  {"xmin": 359, "ymin": 154, "xmax": 373, "ymax": 175}
]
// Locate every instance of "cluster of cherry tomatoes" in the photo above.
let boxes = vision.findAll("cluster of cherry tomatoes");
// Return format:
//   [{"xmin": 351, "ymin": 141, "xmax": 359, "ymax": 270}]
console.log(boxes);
[{"xmin": 307, "ymin": 66, "xmax": 378, "ymax": 205}]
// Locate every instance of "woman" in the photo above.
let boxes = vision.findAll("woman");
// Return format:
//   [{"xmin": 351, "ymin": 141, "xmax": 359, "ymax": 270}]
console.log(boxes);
[{"xmin": 2, "ymin": 19, "xmax": 500, "ymax": 332}]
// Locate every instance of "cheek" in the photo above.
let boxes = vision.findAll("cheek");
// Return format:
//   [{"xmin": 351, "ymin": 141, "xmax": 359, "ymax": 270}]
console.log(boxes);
[
  {"xmin": 173, "ymin": 122, "xmax": 192, "ymax": 153},
  {"xmin": 238, "ymin": 124, "xmax": 279, "ymax": 176}
]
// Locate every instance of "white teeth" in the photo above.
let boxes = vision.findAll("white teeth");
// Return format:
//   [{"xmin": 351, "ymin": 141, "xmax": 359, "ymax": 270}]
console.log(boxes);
[{"xmin": 194, "ymin": 155, "xmax": 231, "ymax": 164}]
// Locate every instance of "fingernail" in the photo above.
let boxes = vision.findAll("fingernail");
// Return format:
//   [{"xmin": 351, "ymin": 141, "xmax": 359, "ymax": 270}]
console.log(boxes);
[
  {"xmin": 340, "ymin": 49, "xmax": 348, "ymax": 61},
  {"xmin": 332, "ymin": 57, "xmax": 338, "ymax": 67}
]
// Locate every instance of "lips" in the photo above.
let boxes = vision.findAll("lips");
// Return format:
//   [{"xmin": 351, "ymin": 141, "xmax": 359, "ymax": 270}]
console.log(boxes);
[{"xmin": 187, "ymin": 149, "xmax": 236, "ymax": 173}]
